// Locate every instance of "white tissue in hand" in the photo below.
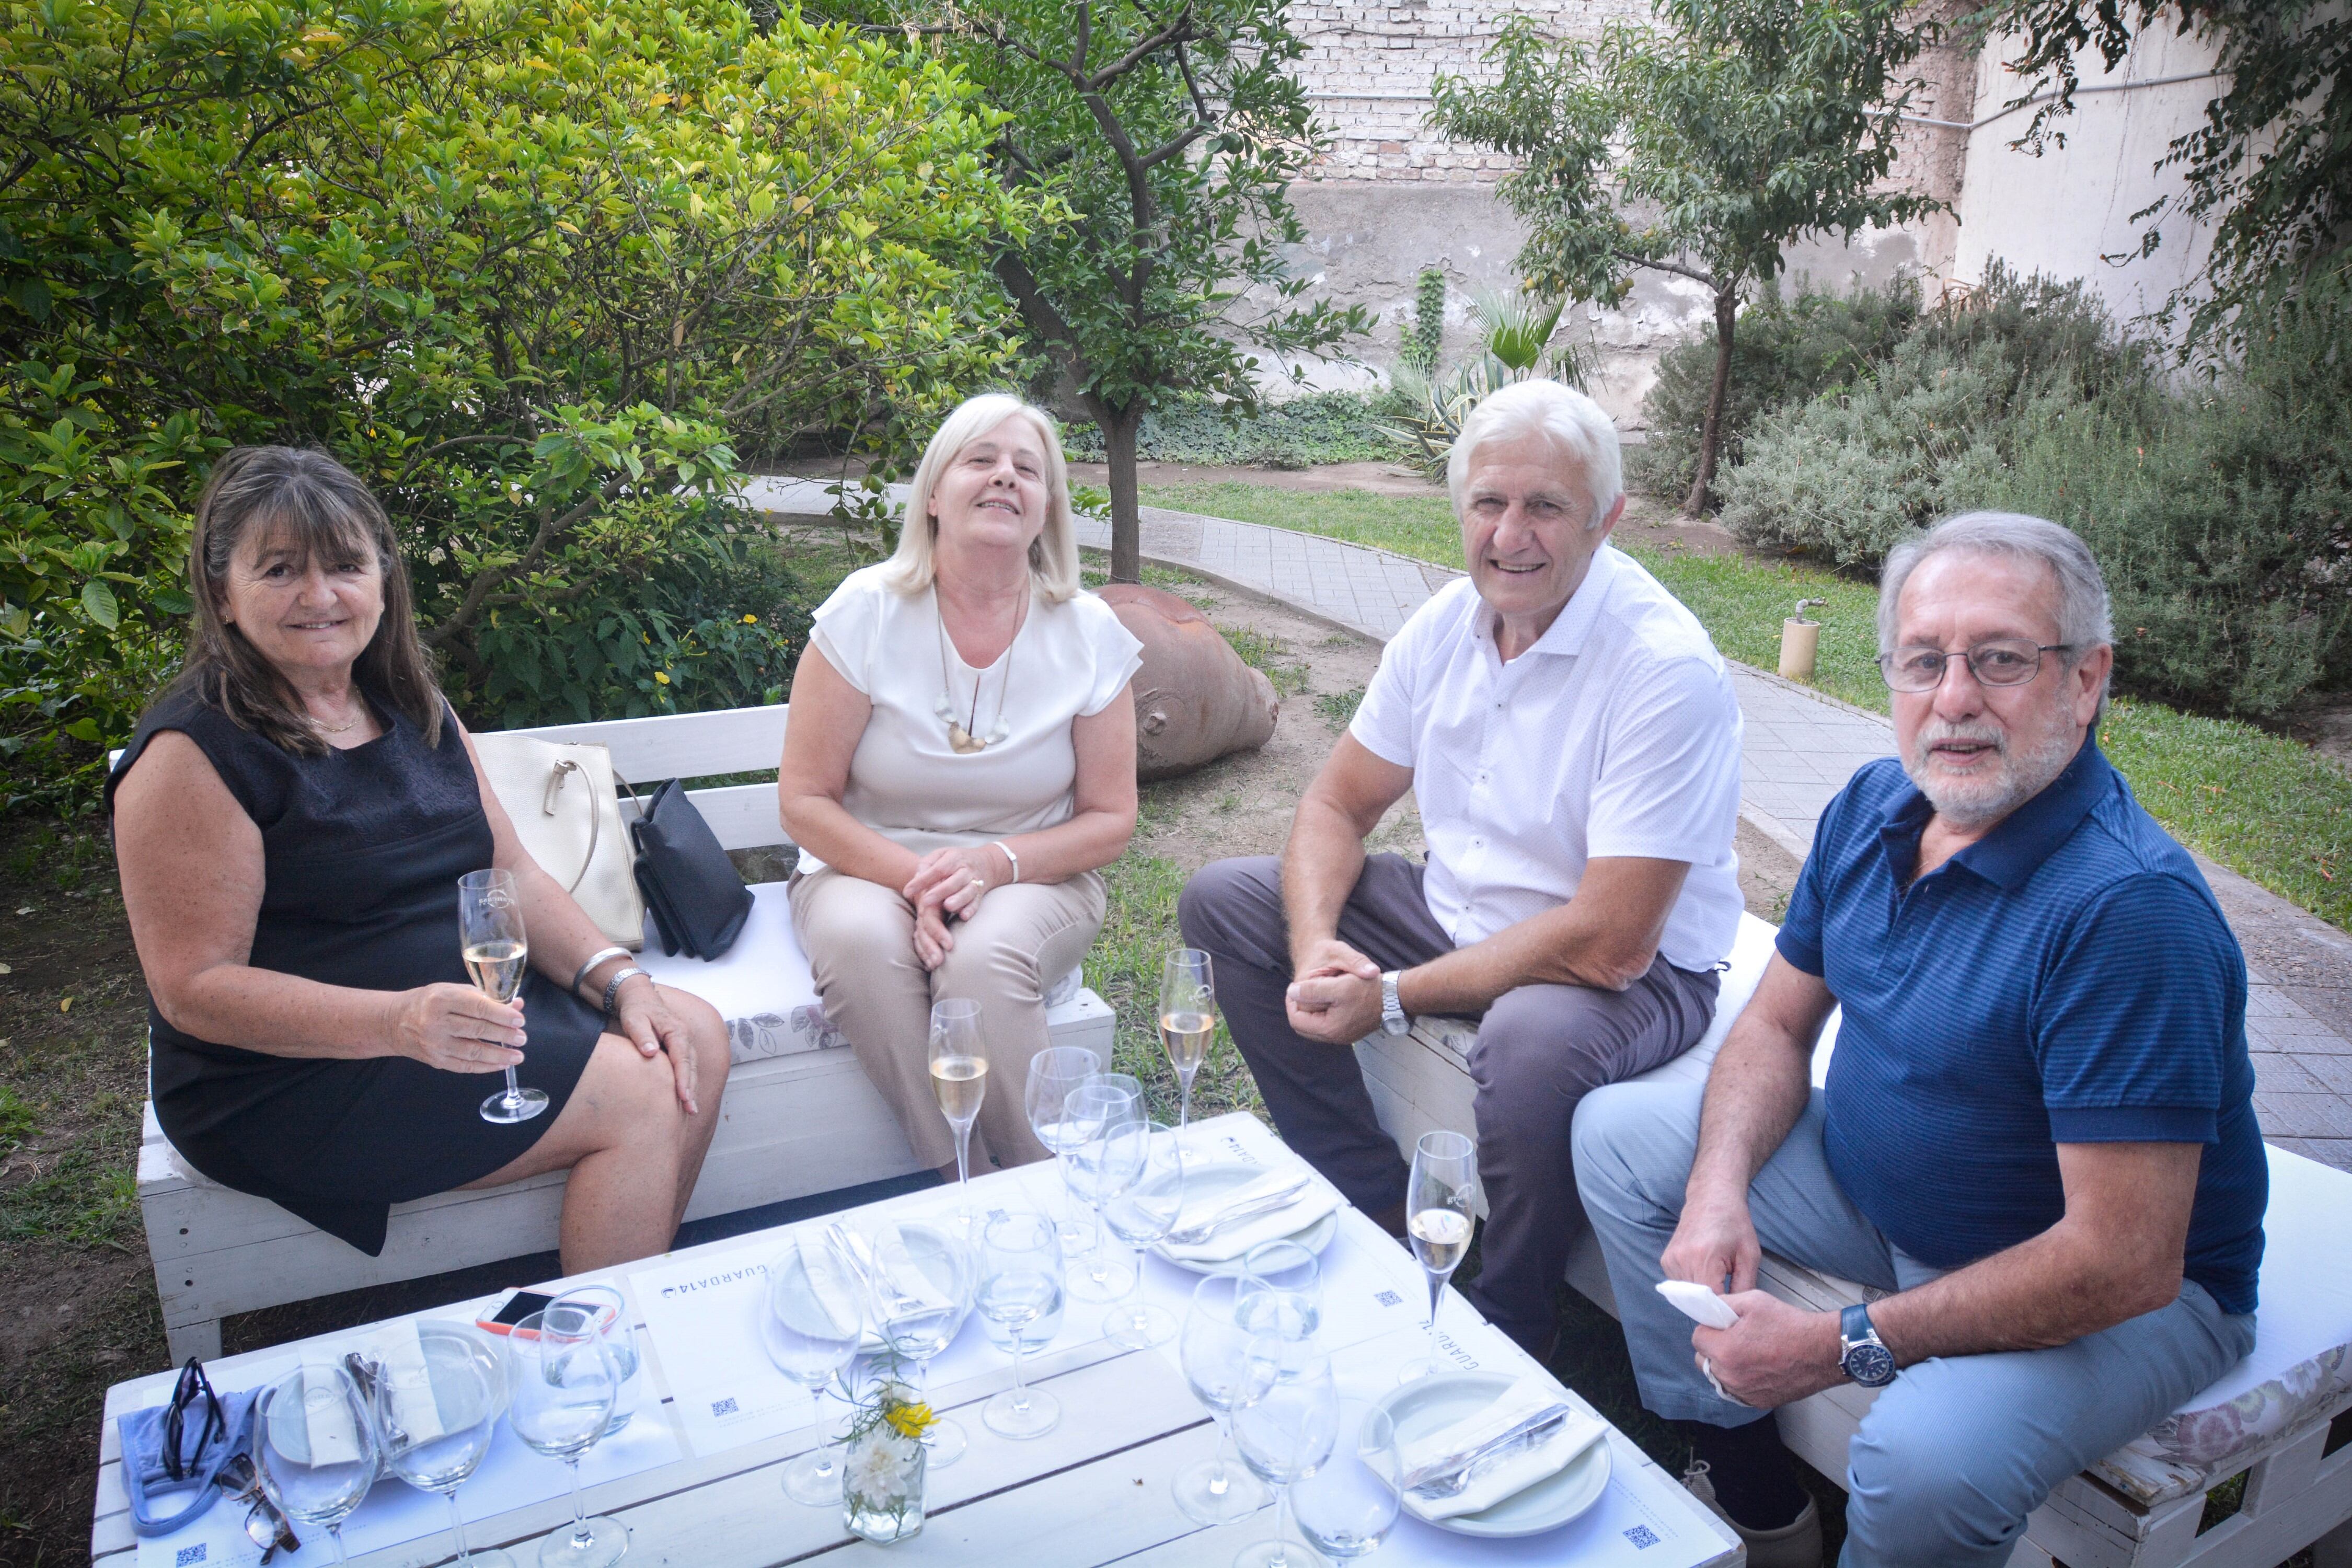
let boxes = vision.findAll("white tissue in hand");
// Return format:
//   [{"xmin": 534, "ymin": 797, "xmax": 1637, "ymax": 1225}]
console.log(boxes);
[{"xmin": 1656, "ymin": 1279, "xmax": 1740, "ymax": 1330}]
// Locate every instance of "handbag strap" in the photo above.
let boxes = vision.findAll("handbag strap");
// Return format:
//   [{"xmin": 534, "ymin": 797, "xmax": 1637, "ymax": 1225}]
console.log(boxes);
[{"xmin": 540, "ymin": 759, "xmax": 601, "ymax": 895}]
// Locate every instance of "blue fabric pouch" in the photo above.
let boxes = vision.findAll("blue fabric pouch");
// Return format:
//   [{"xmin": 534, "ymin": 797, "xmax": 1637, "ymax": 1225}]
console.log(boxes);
[{"xmin": 116, "ymin": 1386, "xmax": 259, "ymax": 1537}]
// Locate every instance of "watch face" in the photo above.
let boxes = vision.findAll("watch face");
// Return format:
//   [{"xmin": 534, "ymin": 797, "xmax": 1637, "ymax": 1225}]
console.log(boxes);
[{"xmin": 1844, "ymin": 1342, "xmax": 1897, "ymax": 1387}]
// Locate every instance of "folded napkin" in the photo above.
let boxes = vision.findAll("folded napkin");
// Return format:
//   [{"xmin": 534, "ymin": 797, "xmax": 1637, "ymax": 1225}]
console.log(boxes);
[
  {"xmin": 797, "ymin": 1234, "xmax": 868, "ymax": 1336},
  {"xmin": 364, "ymin": 1318, "xmax": 449, "ymax": 1444},
  {"xmin": 1159, "ymin": 1167, "xmax": 1341, "ymax": 1266},
  {"xmin": 1398, "ymin": 1372, "xmax": 1604, "ymax": 1523},
  {"xmin": 872, "ymin": 1221, "xmax": 958, "ymax": 1311},
  {"xmin": 294, "ymin": 1342, "xmax": 372, "ymax": 1465}
]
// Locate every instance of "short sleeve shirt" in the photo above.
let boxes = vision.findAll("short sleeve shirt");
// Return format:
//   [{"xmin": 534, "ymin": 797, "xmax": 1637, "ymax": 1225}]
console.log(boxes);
[
  {"xmin": 1780, "ymin": 741, "xmax": 2266, "ymax": 1314},
  {"xmin": 798, "ymin": 565, "xmax": 1143, "ymax": 875},
  {"xmin": 1348, "ymin": 546, "xmax": 1744, "ymax": 971}
]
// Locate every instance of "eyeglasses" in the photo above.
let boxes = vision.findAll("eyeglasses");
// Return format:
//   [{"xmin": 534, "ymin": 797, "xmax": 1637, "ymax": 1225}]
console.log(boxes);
[
  {"xmin": 162, "ymin": 1358, "xmax": 225, "ymax": 1483},
  {"xmin": 215, "ymin": 1452, "xmax": 302, "ymax": 1562},
  {"xmin": 1878, "ymin": 639, "xmax": 2074, "ymax": 693}
]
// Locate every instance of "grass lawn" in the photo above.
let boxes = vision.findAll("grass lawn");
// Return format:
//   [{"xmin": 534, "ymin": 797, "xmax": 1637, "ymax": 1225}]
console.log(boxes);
[{"xmin": 1147, "ymin": 481, "xmax": 2352, "ymax": 933}]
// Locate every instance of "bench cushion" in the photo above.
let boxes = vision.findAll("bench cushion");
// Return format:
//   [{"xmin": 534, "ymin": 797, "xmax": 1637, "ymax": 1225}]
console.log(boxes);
[{"xmin": 633, "ymin": 881, "xmax": 1081, "ymax": 1064}]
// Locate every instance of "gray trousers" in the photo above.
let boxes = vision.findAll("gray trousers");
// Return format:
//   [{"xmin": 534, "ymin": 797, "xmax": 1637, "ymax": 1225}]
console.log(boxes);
[
  {"xmin": 1574, "ymin": 1081, "xmax": 2255, "ymax": 1568},
  {"xmin": 1177, "ymin": 854, "xmax": 1719, "ymax": 1345}
]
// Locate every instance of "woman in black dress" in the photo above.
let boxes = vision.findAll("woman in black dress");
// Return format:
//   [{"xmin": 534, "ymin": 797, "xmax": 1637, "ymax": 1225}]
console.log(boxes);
[{"xmin": 109, "ymin": 447, "xmax": 729, "ymax": 1267}]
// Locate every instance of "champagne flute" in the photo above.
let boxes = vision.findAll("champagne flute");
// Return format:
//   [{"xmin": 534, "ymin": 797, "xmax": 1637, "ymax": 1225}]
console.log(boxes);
[
  {"xmin": 1233, "ymin": 1350, "xmax": 1341, "ymax": 1568},
  {"xmin": 1292, "ymin": 1401, "xmax": 1402, "ymax": 1562},
  {"xmin": 1100, "ymin": 1120, "xmax": 1184, "ymax": 1348},
  {"xmin": 976, "ymin": 1212, "xmax": 1065, "ymax": 1438},
  {"xmin": 1062, "ymin": 1075, "xmax": 1145, "ymax": 1303},
  {"xmin": 1399, "ymin": 1128, "xmax": 1479, "ymax": 1383},
  {"xmin": 1158, "ymin": 949, "xmax": 1217, "ymax": 1132},
  {"xmin": 928, "ymin": 999, "xmax": 988, "ymax": 1227},
  {"xmin": 1171, "ymin": 1274, "xmax": 1278, "ymax": 1526},
  {"xmin": 375, "ymin": 1329, "xmax": 517, "ymax": 1568},
  {"xmin": 1025, "ymin": 1045, "xmax": 1102, "ymax": 1250},
  {"xmin": 763, "ymin": 1235, "xmax": 862, "ymax": 1505},
  {"xmin": 548, "ymin": 1286, "xmax": 639, "ymax": 1436},
  {"xmin": 253, "ymin": 1363, "xmax": 382, "ymax": 1565},
  {"xmin": 464, "ymin": 868, "xmax": 547, "ymax": 1124},
  {"xmin": 510, "ymin": 1308, "xmax": 627, "ymax": 1567}
]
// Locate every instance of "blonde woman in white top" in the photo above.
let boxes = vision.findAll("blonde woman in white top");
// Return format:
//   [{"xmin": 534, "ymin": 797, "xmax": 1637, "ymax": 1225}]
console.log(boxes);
[{"xmin": 779, "ymin": 394, "xmax": 1143, "ymax": 1176}]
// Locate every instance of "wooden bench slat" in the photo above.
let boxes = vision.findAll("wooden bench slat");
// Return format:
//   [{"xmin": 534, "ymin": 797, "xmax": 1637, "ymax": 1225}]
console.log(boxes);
[{"xmin": 509, "ymin": 704, "xmax": 788, "ymax": 782}]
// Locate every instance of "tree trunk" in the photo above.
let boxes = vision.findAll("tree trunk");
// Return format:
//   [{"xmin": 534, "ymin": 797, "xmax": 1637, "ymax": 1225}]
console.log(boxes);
[
  {"xmin": 1684, "ymin": 288, "xmax": 1738, "ymax": 518},
  {"xmin": 1104, "ymin": 406, "xmax": 1143, "ymax": 584}
]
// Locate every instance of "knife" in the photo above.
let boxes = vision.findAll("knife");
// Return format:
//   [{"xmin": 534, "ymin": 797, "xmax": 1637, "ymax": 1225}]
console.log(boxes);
[
  {"xmin": 1402, "ymin": 1401, "xmax": 1579, "ymax": 1496},
  {"xmin": 1165, "ymin": 1174, "xmax": 1315, "ymax": 1246}
]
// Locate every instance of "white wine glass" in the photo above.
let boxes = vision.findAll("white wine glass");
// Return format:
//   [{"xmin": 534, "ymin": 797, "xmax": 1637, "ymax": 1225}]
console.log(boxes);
[
  {"xmin": 510, "ymin": 1309, "xmax": 627, "ymax": 1567},
  {"xmin": 1062, "ymin": 1075, "xmax": 1145, "ymax": 1303},
  {"xmin": 1158, "ymin": 949, "xmax": 1217, "ymax": 1132},
  {"xmin": 1292, "ymin": 1401, "xmax": 1402, "ymax": 1562},
  {"xmin": 254, "ymin": 1363, "xmax": 382, "ymax": 1565},
  {"xmin": 976, "ymin": 1211, "xmax": 1065, "ymax": 1438},
  {"xmin": 375, "ymin": 1330, "xmax": 516, "ymax": 1568},
  {"xmin": 1171, "ymin": 1274, "xmax": 1278, "ymax": 1526},
  {"xmin": 548, "ymin": 1286, "xmax": 639, "ymax": 1436},
  {"xmin": 463, "ymin": 868, "xmax": 547, "ymax": 1124},
  {"xmin": 1233, "ymin": 1350, "xmax": 1340, "ymax": 1568},
  {"xmin": 1100, "ymin": 1120, "xmax": 1184, "ymax": 1348},
  {"xmin": 1025, "ymin": 1045, "xmax": 1102, "ymax": 1250},
  {"xmin": 928, "ymin": 999, "xmax": 988, "ymax": 1228},
  {"xmin": 1399, "ymin": 1128, "xmax": 1479, "ymax": 1383},
  {"xmin": 869, "ymin": 1226, "xmax": 976, "ymax": 1468},
  {"xmin": 763, "ymin": 1234, "xmax": 862, "ymax": 1506}
]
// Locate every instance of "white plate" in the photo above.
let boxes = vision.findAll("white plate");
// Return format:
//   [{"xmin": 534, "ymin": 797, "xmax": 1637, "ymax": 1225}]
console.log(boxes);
[
  {"xmin": 1149, "ymin": 1162, "xmax": 1339, "ymax": 1275},
  {"xmin": 1373, "ymin": 1373, "xmax": 1611, "ymax": 1538},
  {"xmin": 848, "ymin": 1218, "xmax": 969, "ymax": 1352}
]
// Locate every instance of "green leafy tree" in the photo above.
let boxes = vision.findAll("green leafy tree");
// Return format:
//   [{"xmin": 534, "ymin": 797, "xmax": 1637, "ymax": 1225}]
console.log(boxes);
[
  {"xmin": 1968, "ymin": 1, "xmax": 2350, "ymax": 341},
  {"xmin": 880, "ymin": 0, "xmax": 1369, "ymax": 582},
  {"xmin": 1428, "ymin": 0, "xmax": 1945, "ymax": 515}
]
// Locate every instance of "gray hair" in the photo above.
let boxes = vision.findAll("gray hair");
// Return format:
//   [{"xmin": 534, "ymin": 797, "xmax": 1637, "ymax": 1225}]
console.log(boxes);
[
  {"xmin": 1446, "ymin": 378, "xmax": 1622, "ymax": 528},
  {"xmin": 1880, "ymin": 510, "xmax": 2114, "ymax": 706}
]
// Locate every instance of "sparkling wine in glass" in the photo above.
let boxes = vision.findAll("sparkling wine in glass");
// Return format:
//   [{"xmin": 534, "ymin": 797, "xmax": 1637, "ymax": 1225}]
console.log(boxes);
[
  {"xmin": 928, "ymin": 999, "xmax": 988, "ymax": 1225},
  {"xmin": 463, "ymin": 868, "xmax": 547, "ymax": 1124},
  {"xmin": 1399, "ymin": 1128, "xmax": 1479, "ymax": 1383},
  {"xmin": 1025, "ymin": 1045, "xmax": 1102, "ymax": 1250},
  {"xmin": 375, "ymin": 1328, "xmax": 516, "ymax": 1568},
  {"xmin": 254, "ymin": 1363, "xmax": 382, "ymax": 1565},
  {"xmin": 1158, "ymin": 949, "xmax": 1217, "ymax": 1132}
]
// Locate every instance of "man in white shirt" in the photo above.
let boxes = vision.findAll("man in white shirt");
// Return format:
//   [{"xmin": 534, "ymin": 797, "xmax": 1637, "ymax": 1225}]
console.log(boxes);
[{"xmin": 1178, "ymin": 379, "xmax": 1744, "ymax": 1356}]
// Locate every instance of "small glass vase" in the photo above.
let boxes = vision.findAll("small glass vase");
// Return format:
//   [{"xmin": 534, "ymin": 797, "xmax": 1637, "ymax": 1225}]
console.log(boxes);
[{"xmin": 842, "ymin": 1420, "xmax": 927, "ymax": 1543}]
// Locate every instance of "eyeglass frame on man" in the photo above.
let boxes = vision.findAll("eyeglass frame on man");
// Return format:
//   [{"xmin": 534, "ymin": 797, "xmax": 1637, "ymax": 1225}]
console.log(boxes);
[
  {"xmin": 214, "ymin": 1451, "xmax": 302, "ymax": 1562},
  {"xmin": 1877, "ymin": 639, "xmax": 2077, "ymax": 693}
]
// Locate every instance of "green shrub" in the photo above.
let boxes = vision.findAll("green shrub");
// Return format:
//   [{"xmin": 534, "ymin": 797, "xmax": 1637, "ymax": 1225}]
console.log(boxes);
[
  {"xmin": 1630, "ymin": 275, "xmax": 1922, "ymax": 501},
  {"xmin": 1403, "ymin": 268, "xmax": 1447, "ymax": 374},
  {"xmin": 1061, "ymin": 390, "xmax": 1414, "ymax": 467}
]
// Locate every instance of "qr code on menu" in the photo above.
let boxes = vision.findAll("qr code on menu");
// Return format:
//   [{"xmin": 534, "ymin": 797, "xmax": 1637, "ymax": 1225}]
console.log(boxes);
[
  {"xmin": 711, "ymin": 1396, "xmax": 740, "ymax": 1418},
  {"xmin": 1374, "ymin": 1290, "xmax": 1403, "ymax": 1308},
  {"xmin": 175, "ymin": 1546, "xmax": 208, "ymax": 1567},
  {"xmin": 1623, "ymin": 1524, "xmax": 1661, "ymax": 1549}
]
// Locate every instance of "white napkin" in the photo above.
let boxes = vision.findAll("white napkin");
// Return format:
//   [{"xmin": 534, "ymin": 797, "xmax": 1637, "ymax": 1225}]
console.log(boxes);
[
  {"xmin": 1398, "ymin": 1372, "xmax": 1604, "ymax": 1523},
  {"xmin": 293, "ymin": 1342, "xmax": 369, "ymax": 1465},
  {"xmin": 364, "ymin": 1319, "xmax": 448, "ymax": 1444},
  {"xmin": 1159, "ymin": 1167, "xmax": 1341, "ymax": 1265},
  {"xmin": 797, "ymin": 1236, "xmax": 868, "ymax": 1336},
  {"xmin": 872, "ymin": 1221, "xmax": 957, "ymax": 1310}
]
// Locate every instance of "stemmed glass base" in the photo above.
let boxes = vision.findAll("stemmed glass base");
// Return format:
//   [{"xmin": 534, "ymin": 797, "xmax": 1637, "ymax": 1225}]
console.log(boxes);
[
  {"xmin": 782, "ymin": 1443, "xmax": 843, "ymax": 1506},
  {"xmin": 1066, "ymin": 1249, "xmax": 1135, "ymax": 1304},
  {"xmin": 1396, "ymin": 1358, "xmax": 1443, "ymax": 1384},
  {"xmin": 1103, "ymin": 1301, "xmax": 1177, "ymax": 1350},
  {"xmin": 1172, "ymin": 1456, "xmax": 1271, "ymax": 1525},
  {"xmin": 463, "ymin": 1549, "xmax": 521, "ymax": 1567},
  {"xmin": 983, "ymin": 1385, "xmax": 1061, "ymax": 1438},
  {"xmin": 923, "ymin": 1416, "xmax": 969, "ymax": 1468},
  {"xmin": 1232, "ymin": 1538, "xmax": 1308, "ymax": 1568},
  {"xmin": 539, "ymin": 1513, "xmax": 626, "ymax": 1568},
  {"xmin": 481, "ymin": 1081, "xmax": 549, "ymax": 1124}
]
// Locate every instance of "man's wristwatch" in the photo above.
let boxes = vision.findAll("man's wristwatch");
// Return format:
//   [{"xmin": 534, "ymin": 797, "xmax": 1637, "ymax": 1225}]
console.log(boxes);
[
  {"xmin": 1838, "ymin": 1303, "xmax": 1897, "ymax": 1387},
  {"xmin": 1379, "ymin": 971, "xmax": 1410, "ymax": 1035}
]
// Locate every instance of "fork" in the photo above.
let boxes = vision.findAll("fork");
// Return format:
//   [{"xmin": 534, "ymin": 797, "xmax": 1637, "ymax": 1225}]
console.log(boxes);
[
  {"xmin": 1404, "ymin": 1405, "xmax": 1577, "ymax": 1500},
  {"xmin": 1163, "ymin": 1174, "xmax": 1314, "ymax": 1246},
  {"xmin": 826, "ymin": 1223, "xmax": 929, "ymax": 1319}
]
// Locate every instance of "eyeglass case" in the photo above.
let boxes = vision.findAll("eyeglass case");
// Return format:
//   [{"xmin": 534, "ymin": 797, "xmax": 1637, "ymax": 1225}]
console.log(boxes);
[{"xmin": 117, "ymin": 1389, "xmax": 259, "ymax": 1537}]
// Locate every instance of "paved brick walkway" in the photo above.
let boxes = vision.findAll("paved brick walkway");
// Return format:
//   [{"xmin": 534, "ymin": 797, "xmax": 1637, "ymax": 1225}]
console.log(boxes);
[{"xmin": 742, "ymin": 478, "xmax": 2352, "ymax": 1171}]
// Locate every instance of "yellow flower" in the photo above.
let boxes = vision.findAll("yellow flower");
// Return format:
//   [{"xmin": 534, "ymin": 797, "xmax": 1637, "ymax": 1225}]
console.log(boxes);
[
  {"xmin": 743, "ymin": 613, "xmax": 757, "ymax": 624},
  {"xmin": 654, "ymin": 671, "xmax": 672, "ymax": 685},
  {"xmin": 882, "ymin": 1401, "xmax": 935, "ymax": 1439}
]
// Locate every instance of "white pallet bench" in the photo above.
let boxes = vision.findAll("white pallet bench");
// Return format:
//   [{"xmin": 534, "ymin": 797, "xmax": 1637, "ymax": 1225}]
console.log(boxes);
[
  {"xmin": 1355, "ymin": 912, "xmax": 2352, "ymax": 1568},
  {"xmin": 133, "ymin": 701, "xmax": 1115, "ymax": 1363}
]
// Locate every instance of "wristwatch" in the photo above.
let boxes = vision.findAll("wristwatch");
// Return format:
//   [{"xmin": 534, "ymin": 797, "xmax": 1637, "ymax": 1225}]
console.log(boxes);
[
  {"xmin": 1838, "ymin": 1303, "xmax": 1897, "ymax": 1387},
  {"xmin": 1379, "ymin": 971, "xmax": 1410, "ymax": 1035}
]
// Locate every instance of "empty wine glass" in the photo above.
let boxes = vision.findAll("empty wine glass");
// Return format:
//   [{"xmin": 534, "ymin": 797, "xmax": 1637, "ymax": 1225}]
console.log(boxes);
[
  {"xmin": 464, "ymin": 868, "xmax": 547, "ymax": 1125},
  {"xmin": 375, "ymin": 1329, "xmax": 516, "ymax": 1568},
  {"xmin": 1025, "ymin": 1045, "xmax": 1102, "ymax": 1250},
  {"xmin": 510, "ymin": 1309, "xmax": 627, "ymax": 1567},
  {"xmin": 1233, "ymin": 1351, "xmax": 1341, "ymax": 1568},
  {"xmin": 1158, "ymin": 949, "xmax": 1217, "ymax": 1132},
  {"xmin": 1062, "ymin": 1074, "xmax": 1145, "ymax": 1303},
  {"xmin": 928, "ymin": 999, "xmax": 988, "ymax": 1229},
  {"xmin": 1171, "ymin": 1274, "xmax": 1279, "ymax": 1526},
  {"xmin": 1400, "ymin": 1129, "xmax": 1479, "ymax": 1383},
  {"xmin": 1237, "ymin": 1238, "xmax": 1322, "ymax": 1343},
  {"xmin": 1293, "ymin": 1401, "xmax": 1402, "ymax": 1561},
  {"xmin": 253, "ymin": 1363, "xmax": 382, "ymax": 1565},
  {"xmin": 868, "ymin": 1226, "xmax": 976, "ymax": 1468},
  {"xmin": 763, "ymin": 1234, "xmax": 863, "ymax": 1506},
  {"xmin": 548, "ymin": 1286, "xmax": 639, "ymax": 1436},
  {"xmin": 975, "ymin": 1211, "xmax": 1065, "ymax": 1438},
  {"xmin": 1100, "ymin": 1120, "xmax": 1185, "ymax": 1348}
]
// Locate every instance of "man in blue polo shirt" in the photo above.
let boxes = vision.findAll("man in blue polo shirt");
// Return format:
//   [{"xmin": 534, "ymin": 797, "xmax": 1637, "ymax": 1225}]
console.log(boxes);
[{"xmin": 1573, "ymin": 511, "xmax": 2264, "ymax": 1568}]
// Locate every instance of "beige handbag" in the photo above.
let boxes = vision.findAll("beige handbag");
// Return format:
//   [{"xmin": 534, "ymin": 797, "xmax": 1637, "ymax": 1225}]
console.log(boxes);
[{"xmin": 473, "ymin": 733, "xmax": 645, "ymax": 950}]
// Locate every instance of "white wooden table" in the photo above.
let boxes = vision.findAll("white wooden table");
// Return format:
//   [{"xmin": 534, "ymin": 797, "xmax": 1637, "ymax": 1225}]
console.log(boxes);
[{"xmin": 94, "ymin": 1114, "xmax": 1740, "ymax": 1567}]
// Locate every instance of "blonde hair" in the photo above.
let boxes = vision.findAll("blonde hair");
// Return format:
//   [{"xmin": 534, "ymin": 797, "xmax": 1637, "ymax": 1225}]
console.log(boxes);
[{"xmin": 884, "ymin": 394, "xmax": 1081, "ymax": 603}]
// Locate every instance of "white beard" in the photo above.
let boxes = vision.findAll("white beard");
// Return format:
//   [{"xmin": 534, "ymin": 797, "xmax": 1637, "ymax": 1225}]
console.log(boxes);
[{"xmin": 1905, "ymin": 714, "xmax": 2082, "ymax": 829}]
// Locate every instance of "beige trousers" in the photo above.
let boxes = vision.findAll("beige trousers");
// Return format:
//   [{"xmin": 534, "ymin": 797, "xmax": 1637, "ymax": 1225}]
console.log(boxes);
[{"xmin": 789, "ymin": 865, "xmax": 1106, "ymax": 1171}]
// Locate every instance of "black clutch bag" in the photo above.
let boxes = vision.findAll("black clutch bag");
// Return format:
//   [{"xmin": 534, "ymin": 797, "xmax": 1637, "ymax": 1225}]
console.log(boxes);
[{"xmin": 629, "ymin": 779, "xmax": 753, "ymax": 960}]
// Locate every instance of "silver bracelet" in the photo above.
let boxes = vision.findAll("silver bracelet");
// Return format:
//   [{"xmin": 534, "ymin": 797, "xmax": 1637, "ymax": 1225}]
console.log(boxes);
[
  {"xmin": 600, "ymin": 966, "xmax": 652, "ymax": 1020},
  {"xmin": 571, "ymin": 946, "xmax": 631, "ymax": 1001},
  {"xmin": 993, "ymin": 840, "xmax": 1020, "ymax": 884}
]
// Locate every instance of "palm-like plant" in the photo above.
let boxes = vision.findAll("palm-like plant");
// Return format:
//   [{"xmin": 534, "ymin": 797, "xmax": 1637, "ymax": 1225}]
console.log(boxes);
[{"xmin": 1380, "ymin": 290, "xmax": 1589, "ymax": 477}]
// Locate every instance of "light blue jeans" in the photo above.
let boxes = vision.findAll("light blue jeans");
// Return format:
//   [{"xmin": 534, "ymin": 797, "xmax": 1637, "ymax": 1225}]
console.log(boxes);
[{"xmin": 1572, "ymin": 1082, "xmax": 2255, "ymax": 1568}]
